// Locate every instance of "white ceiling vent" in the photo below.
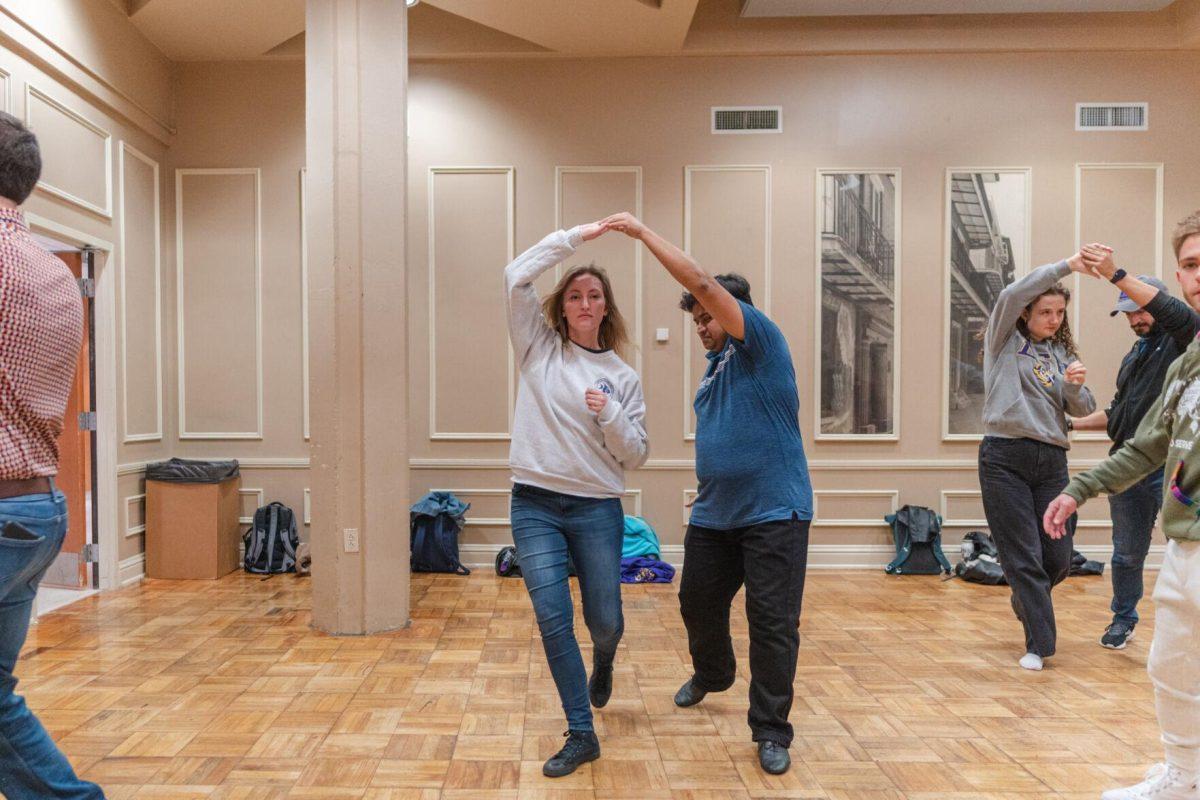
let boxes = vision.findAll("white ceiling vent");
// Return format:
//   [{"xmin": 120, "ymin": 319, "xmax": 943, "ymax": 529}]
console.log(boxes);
[
  {"xmin": 1076, "ymin": 102, "xmax": 1148, "ymax": 131},
  {"xmin": 712, "ymin": 106, "xmax": 782, "ymax": 134}
]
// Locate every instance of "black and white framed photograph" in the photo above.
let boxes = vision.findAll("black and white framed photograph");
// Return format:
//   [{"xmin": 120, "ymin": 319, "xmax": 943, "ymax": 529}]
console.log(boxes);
[
  {"xmin": 815, "ymin": 170, "xmax": 900, "ymax": 439},
  {"xmin": 943, "ymin": 169, "xmax": 1031, "ymax": 439}
]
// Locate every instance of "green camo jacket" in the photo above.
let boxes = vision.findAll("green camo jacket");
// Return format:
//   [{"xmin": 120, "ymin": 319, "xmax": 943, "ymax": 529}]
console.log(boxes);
[{"xmin": 1064, "ymin": 335, "xmax": 1200, "ymax": 541}]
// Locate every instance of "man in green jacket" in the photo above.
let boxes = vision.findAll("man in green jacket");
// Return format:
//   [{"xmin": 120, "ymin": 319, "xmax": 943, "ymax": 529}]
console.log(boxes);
[{"xmin": 1044, "ymin": 210, "xmax": 1200, "ymax": 800}]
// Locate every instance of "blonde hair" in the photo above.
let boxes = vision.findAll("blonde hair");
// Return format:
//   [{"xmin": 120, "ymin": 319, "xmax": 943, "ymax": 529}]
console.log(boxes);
[
  {"xmin": 541, "ymin": 263, "xmax": 630, "ymax": 357},
  {"xmin": 1172, "ymin": 210, "xmax": 1200, "ymax": 259}
]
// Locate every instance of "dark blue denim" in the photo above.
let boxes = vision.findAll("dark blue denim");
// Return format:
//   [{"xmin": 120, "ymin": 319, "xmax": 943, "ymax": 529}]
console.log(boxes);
[
  {"xmin": 1108, "ymin": 468, "xmax": 1164, "ymax": 625},
  {"xmin": 510, "ymin": 483, "xmax": 624, "ymax": 732},
  {"xmin": 0, "ymin": 488, "xmax": 105, "ymax": 799}
]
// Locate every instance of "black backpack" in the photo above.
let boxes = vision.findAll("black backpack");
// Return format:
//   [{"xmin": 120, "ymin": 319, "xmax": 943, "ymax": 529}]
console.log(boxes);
[
  {"xmin": 954, "ymin": 531, "xmax": 1007, "ymax": 585},
  {"xmin": 884, "ymin": 504, "xmax": 952, "ymax": 575},
  {"xmin": 410, "ymin": 492, "xmax": 470, "ymax": 575},
  {"xmin": 244, "ymin": 502, "xmax": 299, "ymax": 574}
]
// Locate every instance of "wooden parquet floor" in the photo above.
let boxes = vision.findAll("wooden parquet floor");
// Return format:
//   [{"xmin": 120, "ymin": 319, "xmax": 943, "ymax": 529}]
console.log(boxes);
[{"xmin": 19, "ymin": 569, "xmax": 1163, "ymax": 799}]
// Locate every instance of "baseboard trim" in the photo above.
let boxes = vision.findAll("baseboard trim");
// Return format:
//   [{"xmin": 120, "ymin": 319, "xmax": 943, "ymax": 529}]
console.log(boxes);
[
  {"xmin": 457, "ymin": 542, "xmax": 1166, "ymax": 572},
  {"xmin": 118, "ymin": 553, "xmax": 145, "ymax": 586}
]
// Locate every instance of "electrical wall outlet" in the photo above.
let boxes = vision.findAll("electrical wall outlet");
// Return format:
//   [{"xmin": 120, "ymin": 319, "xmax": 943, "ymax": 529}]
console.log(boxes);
[
  {"xmin": 343, "ymin": 528, "xmax": 360, "ymax": 553},
  {"xmin": 655, "ymin": 327, "xmax": 670, "ymax": 343}
]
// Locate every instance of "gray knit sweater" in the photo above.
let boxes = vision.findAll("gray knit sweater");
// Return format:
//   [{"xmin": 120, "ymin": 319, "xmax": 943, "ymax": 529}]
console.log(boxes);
[{"xmin": 982, "ymin": 261, "xmax": 1097, "ymax": 448}]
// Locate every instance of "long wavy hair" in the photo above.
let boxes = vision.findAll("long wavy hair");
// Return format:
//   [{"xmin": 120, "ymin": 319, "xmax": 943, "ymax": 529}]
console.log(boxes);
[
  {"xmin": 541, "ymin": 263, "xmax": 630, "ymax": 357},
  {"xmin": 1017, "ymin": 283, "xmax": 1079, "ymax": 359}
]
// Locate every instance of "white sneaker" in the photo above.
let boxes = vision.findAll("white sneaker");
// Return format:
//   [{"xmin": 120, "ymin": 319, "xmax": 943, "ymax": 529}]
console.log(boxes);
[
  {"xmin": 1101, "ymin": 763, "xmax": 1200, "ymax": 799},
  {"xmin": 1019, "ymin": 652, "xmax": 1043, "ymax": 671}
]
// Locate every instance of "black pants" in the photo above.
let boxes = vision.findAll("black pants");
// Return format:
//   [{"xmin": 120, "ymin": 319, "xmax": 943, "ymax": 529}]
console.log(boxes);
[
  {"xmin": 679, "ymin": 515, "xmax": 810, "ymax": 746},
  {"xmin": 978, "ymin": 436, "xmax": 1075, "ymax": 657}
]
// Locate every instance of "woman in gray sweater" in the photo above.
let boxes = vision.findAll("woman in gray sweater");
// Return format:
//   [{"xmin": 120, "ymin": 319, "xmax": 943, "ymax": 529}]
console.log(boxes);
[
  {"xmin": 979, "ymin": 254, "xmax": 1097, "ymax": 671},
  {"xmin": 504, "ymin": 220, "xmax": 648, "ymax": 778}
]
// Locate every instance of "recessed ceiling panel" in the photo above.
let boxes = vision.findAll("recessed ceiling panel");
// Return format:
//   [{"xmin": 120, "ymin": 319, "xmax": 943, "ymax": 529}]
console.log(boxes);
[{"xmin": 741, "ymin": 0, "xmax": 1172, "ymax": 16}]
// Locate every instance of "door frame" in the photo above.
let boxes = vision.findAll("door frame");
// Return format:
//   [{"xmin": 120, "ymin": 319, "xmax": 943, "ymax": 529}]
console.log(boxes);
[{"xmin": 25, "ymin": 213, "xmax": 119, "ymax": 592}]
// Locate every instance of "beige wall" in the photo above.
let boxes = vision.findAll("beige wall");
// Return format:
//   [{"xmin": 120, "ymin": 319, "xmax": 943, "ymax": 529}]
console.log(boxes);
[
  {"xmin": 407, "ymin": 51, "xmax": 1200, "ymax": 565},
  {"xmin": 0, "ymin": 6, "xmax": 171, "ymax": 583},
  {"xmin": 0, "ymin": 0, "xmax": 173, "ymax": 139},
  {"xmin": 149, "ymin": 61, "xmax": 310, "ymax": 562},
  {"xmin": 13, "ymin": 3, "xmax": 1200, "ymax": 577}
]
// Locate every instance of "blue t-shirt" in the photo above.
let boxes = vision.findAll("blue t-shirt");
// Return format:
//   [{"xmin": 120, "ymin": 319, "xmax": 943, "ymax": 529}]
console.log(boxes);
[{"xmin": 690, "ymin": 301, "xmax": 814, "ymax": 529}]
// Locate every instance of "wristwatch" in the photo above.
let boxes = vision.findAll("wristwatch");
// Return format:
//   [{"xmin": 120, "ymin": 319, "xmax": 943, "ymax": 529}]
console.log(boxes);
[
  {"xmin": 1110, "ymin": 268, "xmax": 1127, "ymax": 284},
  {"xmin": 1066, "ymin": 418, "xmax": 1075, "ymax": 432}
]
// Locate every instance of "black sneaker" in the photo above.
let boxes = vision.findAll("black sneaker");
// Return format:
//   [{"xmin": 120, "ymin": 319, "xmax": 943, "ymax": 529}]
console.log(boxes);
[
  {"xmin": 1101, "ymin": 620, "xmax": 1136, "ymax": 650},
  {"xmin": 757, "ymin": 741, "xmax": 791, "ymax": 774},
  {"xmin": 589, "ymin": 661, "xmax": 613, "ymax": 708},
  {"xmin": 542, "ymin": 730, "xmax": 600, "ymax": 777}
]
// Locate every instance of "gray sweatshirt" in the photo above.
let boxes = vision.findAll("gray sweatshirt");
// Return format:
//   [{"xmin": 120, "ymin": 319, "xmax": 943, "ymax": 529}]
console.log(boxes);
[
  {"xmin": 982, "ymin": 261, "xmax": 1097, "ymax": 448},
  {"xmin": 505, "ymin": 227, "xmax": 649, "ymax": 498}
]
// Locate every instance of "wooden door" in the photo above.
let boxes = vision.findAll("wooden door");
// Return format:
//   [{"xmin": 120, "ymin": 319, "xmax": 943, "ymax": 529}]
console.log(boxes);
[{"xmin": 41, "ymin": 250, "xmax": 92, "ymax": 588}]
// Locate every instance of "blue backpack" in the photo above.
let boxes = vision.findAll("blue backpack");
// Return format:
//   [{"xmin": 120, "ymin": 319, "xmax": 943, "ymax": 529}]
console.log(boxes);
[{"xmin": 409, "ymin": 492, "xmax": 471, "ymax": 575}]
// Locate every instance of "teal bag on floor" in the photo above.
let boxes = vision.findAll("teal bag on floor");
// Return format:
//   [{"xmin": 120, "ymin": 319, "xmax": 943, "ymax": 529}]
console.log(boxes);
[{"xmin": 623, "ymin": 515, "xmax": 660, "ymax": 559}]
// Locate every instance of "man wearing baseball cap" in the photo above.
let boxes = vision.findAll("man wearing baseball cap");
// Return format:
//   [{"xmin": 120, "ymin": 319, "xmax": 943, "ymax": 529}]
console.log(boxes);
[{"xmin": 1071, "ymin": 260, "xmax": 1200, "ymax": 650}]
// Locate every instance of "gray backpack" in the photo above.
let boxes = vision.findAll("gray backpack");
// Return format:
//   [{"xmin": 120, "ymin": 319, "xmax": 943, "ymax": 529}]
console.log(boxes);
[{"xmin": 244, "ymin": 502, "xmax": 299, "ymax": 574}]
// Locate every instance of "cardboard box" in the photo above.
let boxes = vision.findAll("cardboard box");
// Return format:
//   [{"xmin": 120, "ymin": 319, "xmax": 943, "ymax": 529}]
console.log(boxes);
[{"xmin": 145, "ymin": 476, "xmax": 241, "ymax": 579}]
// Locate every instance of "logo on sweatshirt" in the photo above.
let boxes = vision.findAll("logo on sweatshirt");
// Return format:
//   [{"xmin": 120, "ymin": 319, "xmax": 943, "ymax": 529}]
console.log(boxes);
[
  {"xmin": 1032, "ymin": 361, "xmax": 1055, "ymax": 389},
  {"xmin": 594, "ymin": 378, "xmax": 615, "ymax": 396},
  {"xmin": 1180, "ymin": 379, "xmax": 1200, "ymax": 433}
]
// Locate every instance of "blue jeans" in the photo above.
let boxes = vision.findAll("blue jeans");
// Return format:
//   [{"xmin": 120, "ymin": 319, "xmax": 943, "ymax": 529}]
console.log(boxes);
[
  {"xmin": 0, "ymin": 489, "xmax": 105, "ymax": 800},
  {"xmin": 510, "ymin": 483, "xmax": 624, "ymax": 733},
  {"xmin": 1109, "ymin": 468, "xmax": 1164, "ymax": 626}
]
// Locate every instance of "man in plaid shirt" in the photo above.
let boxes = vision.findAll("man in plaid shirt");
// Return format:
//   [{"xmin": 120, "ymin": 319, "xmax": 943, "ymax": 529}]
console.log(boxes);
[{"xmin": 0, "ymin": 110, "xmax": 103, "ymax": 799}]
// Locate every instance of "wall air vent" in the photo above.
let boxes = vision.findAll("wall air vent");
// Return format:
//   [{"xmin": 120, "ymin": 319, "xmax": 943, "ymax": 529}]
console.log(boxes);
[
  {"xmin": 1076, "ymin": 103, "xmax": 1148, "ymax": 131},
  {"xmin": 712, "ymin": 106, "xmax": 782, "ymax": 134}
]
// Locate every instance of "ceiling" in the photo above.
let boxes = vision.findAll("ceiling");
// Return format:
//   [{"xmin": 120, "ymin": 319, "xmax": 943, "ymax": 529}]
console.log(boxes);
[
  {"xmin": 124, "ymin": 0, "xmax": 304, "ymax": 61},
  {"xmin": 418, "ymin": 0, "xmax": 701, "ymax": 56},
  {"xmin": 740, "ymin": 0, "xmax": 1173, "ymax": 13},
  {"xmin": 114, "ymin": 0, "xmax": 1192, "ymax": 61}
]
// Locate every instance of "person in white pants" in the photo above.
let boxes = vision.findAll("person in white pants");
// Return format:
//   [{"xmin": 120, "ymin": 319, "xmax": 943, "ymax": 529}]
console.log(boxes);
[{"xmin": 1044, "ymin": 211, "xmax": 1200, "ymax": 800}]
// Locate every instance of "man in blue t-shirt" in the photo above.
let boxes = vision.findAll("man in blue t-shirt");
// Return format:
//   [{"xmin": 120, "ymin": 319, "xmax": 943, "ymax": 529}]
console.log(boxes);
[{"xmin": 603, "ymin": 212, "xmax": 814, "ymax": 776}]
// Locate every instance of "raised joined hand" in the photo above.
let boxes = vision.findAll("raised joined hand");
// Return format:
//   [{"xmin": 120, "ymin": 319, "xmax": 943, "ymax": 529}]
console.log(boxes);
[
  {"xmin": 1080, "ymin": 243, "xmax": 1118, "ymax": 280},
  {"xmin": 580, "ymin": 221, "xmax": 610, "ymax": 242},
  {"xmin": 600, "ymin": 212, "xmax": 646, "ymax": 240}
]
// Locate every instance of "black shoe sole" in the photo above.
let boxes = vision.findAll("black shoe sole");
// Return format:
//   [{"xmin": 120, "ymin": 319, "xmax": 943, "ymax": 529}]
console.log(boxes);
[
  {"xmin": 1100, "ymin": 628, "xmax": 1134, "ymax": 650},
  {"xmin": 674, "ymin": 688, "xmax": 707, "ymax": 708},
  {"xmin": 760, "ymin": 757, "xmax": 791, "ymax": 775},
  {"xmin": 542, "ymin": 750, "xmax": 600, "ymax": 778}
]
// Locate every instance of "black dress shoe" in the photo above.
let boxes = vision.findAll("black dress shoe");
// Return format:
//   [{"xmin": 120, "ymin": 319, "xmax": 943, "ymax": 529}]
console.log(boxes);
[
  {"xmin": 589, "ymin": 661, "xmax": 613, "ymax": 708},
  {"xmin": 673, "ymin": 677, "xmax": 708, "ymax": 708},
  {"xmin": 757, "ymin": 740, "xmax": 790, "ymax": 774},
  {"xmin": 543, "ymin": 730, "xmax": 600, "ymax": 777}
]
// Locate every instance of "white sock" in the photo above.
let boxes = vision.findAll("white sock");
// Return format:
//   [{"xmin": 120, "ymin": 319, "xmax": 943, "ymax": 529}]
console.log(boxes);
[{"xmin": 1019, "ymin": 653, "xmax": 1043, "ymax": 671}]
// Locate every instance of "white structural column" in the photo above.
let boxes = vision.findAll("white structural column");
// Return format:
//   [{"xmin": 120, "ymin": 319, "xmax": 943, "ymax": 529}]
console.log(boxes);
[{"xmin": 306, "ymin": 0, "xmax": 409, "ymax": 633}]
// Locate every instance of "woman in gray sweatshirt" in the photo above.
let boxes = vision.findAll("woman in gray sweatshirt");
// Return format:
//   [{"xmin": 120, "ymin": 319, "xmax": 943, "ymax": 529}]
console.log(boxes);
[
  {"xmin": 504, "ymin": 221, "xmax": 648, "ymax": 778},
  {"xmin": 979, "ymin": 254, "xmax": 1096, "ymax": 671}
]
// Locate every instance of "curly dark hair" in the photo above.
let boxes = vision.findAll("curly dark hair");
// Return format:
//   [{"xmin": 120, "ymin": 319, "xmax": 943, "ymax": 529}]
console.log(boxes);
[{"xmin": 0, "ymin": 111, "xmax": 41, "ymax": 204}]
